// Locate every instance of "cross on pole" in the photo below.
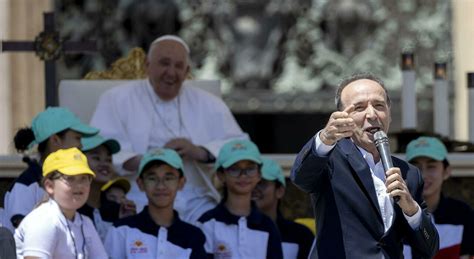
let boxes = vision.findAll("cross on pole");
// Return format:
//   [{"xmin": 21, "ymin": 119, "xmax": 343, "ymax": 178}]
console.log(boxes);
[{"xmin": 1, "ymin": 12, "xmax": 97, "ymax": 106}]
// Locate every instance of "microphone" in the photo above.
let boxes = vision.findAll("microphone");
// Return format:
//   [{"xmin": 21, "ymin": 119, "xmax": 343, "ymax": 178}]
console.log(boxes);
[{"xmin": 373, "ymin": 131, "xmax": 400, "ymax": 202}]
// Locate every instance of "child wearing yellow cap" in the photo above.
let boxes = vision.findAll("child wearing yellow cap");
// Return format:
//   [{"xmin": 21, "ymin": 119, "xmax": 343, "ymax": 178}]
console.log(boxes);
[
  {"xmin": 3, "ymin": 107, "xmax": 99, "ymax": 233},
  {"xmin": 197, "ymin": 139, "xmax": 284, "ymax": 259},
  {"xmin": 252, "ymin": 158, "xmax": 314, "ymax": 259},
  {"xmin": 104, "ymin": 148, "xmax": 206, "ymax": 258},
  {"xmin": 14, "ymin": 148, "xmax": 107, "ymax": 258}
]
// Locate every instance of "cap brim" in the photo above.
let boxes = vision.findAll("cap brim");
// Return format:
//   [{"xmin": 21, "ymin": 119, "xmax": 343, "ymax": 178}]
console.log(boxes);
[
  {"xmin": 57, "ymin": 165, "xmax": 95, "ymax": 177},
  {"xmin": 70, "ymin": 123, "xmax": 99, "ymax": 136},
  {"xmin": 139, "ymin": 158, "xmax": 182, "ymax": 176},
  {"xmin": 407, "ymin": 152, "xmax": 444, "ymax": 162},
  {"xmin": 101, "ymin": 177, "xmax": 131, "ymax": 193},
  {"xmin": 220, "ymin": 155, "xmax": 262, "ymax": 170},
  {"xmin": 103, "ymin": 139, "xmax": 121, "ymax": 154}
]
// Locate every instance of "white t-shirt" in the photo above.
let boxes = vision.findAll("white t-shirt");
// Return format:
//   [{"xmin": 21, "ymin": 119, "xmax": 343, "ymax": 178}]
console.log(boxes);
[{"xmin": 14, "ymin": 199, "xmax": 108, "ymax": 259}]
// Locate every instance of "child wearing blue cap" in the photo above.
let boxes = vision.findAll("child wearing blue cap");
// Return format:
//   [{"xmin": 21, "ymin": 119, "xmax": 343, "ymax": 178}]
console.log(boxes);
[
  {"xmin": 252, "ymin": 158, "xmax": 314, "ymax": 259},
  {"xmin": 79, "ymin": 134, "xmax": 136, "ymax": 241},
  {"xmin": 403, "ymin": 137, "xmax": 474, "ymax": 259},
  {"xmin": 197, "ymin": 139, "xmax": 283, "ymax": 259},
  {"xmin": 3, "ymin": 107, "xmax": 98, "ymax": 232},
  {"xmin": 104, "ymin": 148, "xmax": 207, "ymax": 258}
]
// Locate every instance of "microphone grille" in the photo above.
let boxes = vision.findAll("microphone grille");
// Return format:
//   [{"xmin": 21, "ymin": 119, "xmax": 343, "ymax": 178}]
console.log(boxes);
[{"xmin": 373, "ymin": 131, "xmax": 389, "ymax": 146}]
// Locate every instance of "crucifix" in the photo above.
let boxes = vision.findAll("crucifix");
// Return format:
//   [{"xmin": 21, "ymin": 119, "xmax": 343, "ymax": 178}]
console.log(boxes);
[{"xmin": 1, "ymin": 12, "xmax": 97, "ymax": 106}]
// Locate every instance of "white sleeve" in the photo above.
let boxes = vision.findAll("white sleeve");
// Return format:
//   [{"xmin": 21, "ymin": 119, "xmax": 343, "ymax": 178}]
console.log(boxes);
[
  {"xmin": 314, "ymin": 130, "xmax": 336, "ymax": 156},
  {"xmin": 83, "ymin": 217, "xmax": 108, "ymax": 259},
  {"xmin": 199, "ymin": 98, "xmax": 248, "ymax": 157},
  {"xmin": 104, "ymin": 226, "xmax": 126, "ymax": 259},
  {"xmin": 20, "ymin": 216, "xmax": 57, "ymax": 258},
  {"xmin": 403, "ymin": 204, "xmax": 422, "ymax": 230},
  {"xmin": 90, "ymin": 89, "xmax": 139, "ymax": 167}
]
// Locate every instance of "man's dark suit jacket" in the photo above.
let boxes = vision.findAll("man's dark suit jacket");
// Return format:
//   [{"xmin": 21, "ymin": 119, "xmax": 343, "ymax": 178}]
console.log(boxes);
[{"xmin": 291, "ymin": 137, "xmax": 439, "ymax": 259}]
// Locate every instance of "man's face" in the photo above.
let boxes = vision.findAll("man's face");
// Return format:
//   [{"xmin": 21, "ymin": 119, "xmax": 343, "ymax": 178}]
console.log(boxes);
[
  {"xmin": 340, "ymin": 79, "xmax": 391, "ymax": 152},
  {"xmin": 146, "ymin": 40, "xmax": 189, "ymax": 101},
  {"xmin": 410, "ymin": 156, "xmax": 449, "ymax": 199}
]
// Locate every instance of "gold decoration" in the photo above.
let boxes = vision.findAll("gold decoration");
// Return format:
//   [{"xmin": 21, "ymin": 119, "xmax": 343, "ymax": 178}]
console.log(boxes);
[
  {"xmin": 84, "ymin": 47, "xmax": 147, "ymax": 79},
  {"xmin": 34, "ymin": 31, "xmax": 62, "ymax": 61}
]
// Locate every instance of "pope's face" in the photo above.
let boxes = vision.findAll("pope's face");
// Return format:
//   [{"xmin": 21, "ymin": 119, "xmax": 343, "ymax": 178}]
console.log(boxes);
[{"xmin": 146, "ymin": 40, "xmax": 189, "ymax": 101}]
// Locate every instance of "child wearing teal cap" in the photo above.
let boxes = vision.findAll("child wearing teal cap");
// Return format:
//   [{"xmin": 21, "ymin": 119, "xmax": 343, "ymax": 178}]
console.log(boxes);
[
  {"xmin": 3, "ymin": 107, "xmax": 98, "ymax": 232},
  {"xmin": 104, "ymin": 148, "xmax": 207, "ymax": 258},
  {"xmin": 197, "ymin": 139, "xmax": 284, "ymax": 259},
  {"xmin": 79, "ymin": 134, "xmax": 136, "ymax": 241},
  {"xmin": 403, "ymin": 136, "xmax": 474, "ymax": 258},
  {"xmin": 253, "ymin": 158, "xmax": 314, "ymax": 259},
  {"xmin": 81, "ymin": 134, "xmax": 121, "ymax": 207}
]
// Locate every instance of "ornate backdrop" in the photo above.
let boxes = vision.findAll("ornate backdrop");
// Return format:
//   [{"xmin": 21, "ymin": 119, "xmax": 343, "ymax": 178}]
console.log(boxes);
[{"xmin": 55, "ymin": 0, "xmax": 451, "ymax": 114}]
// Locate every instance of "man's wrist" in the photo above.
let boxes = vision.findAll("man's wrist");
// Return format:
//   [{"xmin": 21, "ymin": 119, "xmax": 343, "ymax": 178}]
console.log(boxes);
[{"xmin": 320, "ymin": 130, "xmax": 336, "ymax": 146}]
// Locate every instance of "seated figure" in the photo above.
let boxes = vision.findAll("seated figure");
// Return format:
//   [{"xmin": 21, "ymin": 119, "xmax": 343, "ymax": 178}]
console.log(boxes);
[{"xmin": 89, "ymin": 35, "xmax": 248, "ymax": 223}]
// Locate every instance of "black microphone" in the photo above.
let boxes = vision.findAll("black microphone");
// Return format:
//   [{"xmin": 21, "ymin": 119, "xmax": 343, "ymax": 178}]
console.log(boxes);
[{"xmin": 373, "ymin": 131, "xmax": 400, "ymax": 202}]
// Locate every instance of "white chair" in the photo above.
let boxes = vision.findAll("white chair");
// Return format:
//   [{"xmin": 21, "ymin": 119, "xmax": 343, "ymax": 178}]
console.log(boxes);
[{"xmin": 58, "ymin": 79, "xmax": 221, "ymax": 124}]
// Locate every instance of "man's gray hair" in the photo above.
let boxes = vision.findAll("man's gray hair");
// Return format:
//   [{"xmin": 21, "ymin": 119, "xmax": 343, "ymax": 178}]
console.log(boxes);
[{"xmin": 334, "ymin": 73, "xmax": 391, "ymax": 110}]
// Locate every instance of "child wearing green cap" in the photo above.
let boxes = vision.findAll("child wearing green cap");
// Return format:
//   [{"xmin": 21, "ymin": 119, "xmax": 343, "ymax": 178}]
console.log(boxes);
[
  {"xmin": 403, "ymin": 137, "xmax": 474, "ymax": 259},
  {"xmin": 197, "ymin": 139, "xmax": 284, "ymax": 259},
  {"xmin": 104, "ymin": 148, "xmax": 207, "ymax": 258},
  {"xmin": 79, "ymin": 134, "xmax": 136, "ymax": 241},
  {"xmin": 14, "ymin": 147, "xmax": 107, "ymax": 258},
  {"xmin": 252, "ymin": 158, "xmax": 314, "ymax": 259},
  {"xmin": 3, "ymin": 107, "xmax": 99, "ymax": 233}
]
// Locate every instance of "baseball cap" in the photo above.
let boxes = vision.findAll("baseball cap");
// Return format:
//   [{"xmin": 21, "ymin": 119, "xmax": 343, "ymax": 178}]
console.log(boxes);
[
  {"xmin": 29, "ymin": 107, "xmax": 99, "ymax": 148},
  {"xmin": 43, "ymin": 147, "xmax": 95, "ymax": 177},
  {"xmin": 101, "ymin": 177, "xmax": 131, "ymax": 194},
  {"xmin": 214, "ymin": 139, "xmax": 262, "ymax": 171},
  {"xmin": 406, "ymin": 136, "xmax": 448, "ymax": 162},
  {"xmin": 261, "ymin": 158, "xmax": 286, "ymax": 186},
  {"xmin": 138, "ymin": 148, "xmax": 183, "ymax": 176},
  {"xmin": 81, "ymin": 135, "xmax": 121, "ymax": 154}
]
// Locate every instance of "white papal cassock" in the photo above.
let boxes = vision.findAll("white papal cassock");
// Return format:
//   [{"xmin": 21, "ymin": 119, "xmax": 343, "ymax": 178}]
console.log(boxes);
[{"xmin": 91, "ymin": 79, "xmax": 248, "ymax": 223}]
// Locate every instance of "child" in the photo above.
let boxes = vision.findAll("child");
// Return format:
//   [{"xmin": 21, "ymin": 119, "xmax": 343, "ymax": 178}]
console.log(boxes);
[
  {"xmin": 404, "ymin": 137, "xmax": 474, "ymax": 258},
  {"xmin": 3, "ymin": 107, "xmax": 98, "ymax": 232},
  {"xmin": 104, "ymin": 148, "xmax": 207, "ymax": 258},
  {"xmin": 198, "ymin": 139, "xmax": 283, "ymax": 259},
  {"xmin": 81, "ymin": 134, "xmax": 122, "ymax": 209},
  {"xmin": 101, "ymin": 177, "xmax": 132, "ymax": 206},
  {"xmin": 79, "ymin": 134, "xmax": 137, "ymax": 242},
  {"xmin": 14, "ymin": 147, "xmax": 107, "ymax": 258},
  {"xmin": 252, "ymin": 158, "xmax": 314, "ymax": 259}
]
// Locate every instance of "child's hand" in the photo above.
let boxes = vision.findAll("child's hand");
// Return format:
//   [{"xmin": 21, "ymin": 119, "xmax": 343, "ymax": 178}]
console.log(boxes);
[{"xmin": 119, "ymin": 199, "xmax": 137, "ymax": 218}]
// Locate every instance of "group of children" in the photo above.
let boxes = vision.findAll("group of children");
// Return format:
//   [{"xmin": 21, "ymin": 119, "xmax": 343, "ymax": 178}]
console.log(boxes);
[
  {"xmin": 1, "ymin": 107, "xmax": 314, "ymax": 259},
  {"xmin": 5, "ymin": 106, "xmax": 471, "ymax": 259}
]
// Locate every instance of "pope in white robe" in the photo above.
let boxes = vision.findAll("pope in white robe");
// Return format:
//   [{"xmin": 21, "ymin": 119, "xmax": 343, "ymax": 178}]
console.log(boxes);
[{"xmin": 90, "ymin": 35, "xmax": 248, "ymax": 223}]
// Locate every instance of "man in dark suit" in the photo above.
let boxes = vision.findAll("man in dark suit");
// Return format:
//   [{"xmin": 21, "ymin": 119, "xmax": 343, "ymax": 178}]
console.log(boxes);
[{"xmin": 291, "ymin": 73, "xmax": 439, "ymax": 258}]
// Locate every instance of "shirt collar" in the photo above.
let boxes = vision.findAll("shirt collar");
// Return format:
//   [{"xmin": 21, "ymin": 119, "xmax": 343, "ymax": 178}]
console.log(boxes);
[
  {"xmin": 137, "ymin": 206, "xmax": 184, "ymax": 235},
  {"xmin": 213, "ymin": 201, "xmax": 264, "ymax": 225}
]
